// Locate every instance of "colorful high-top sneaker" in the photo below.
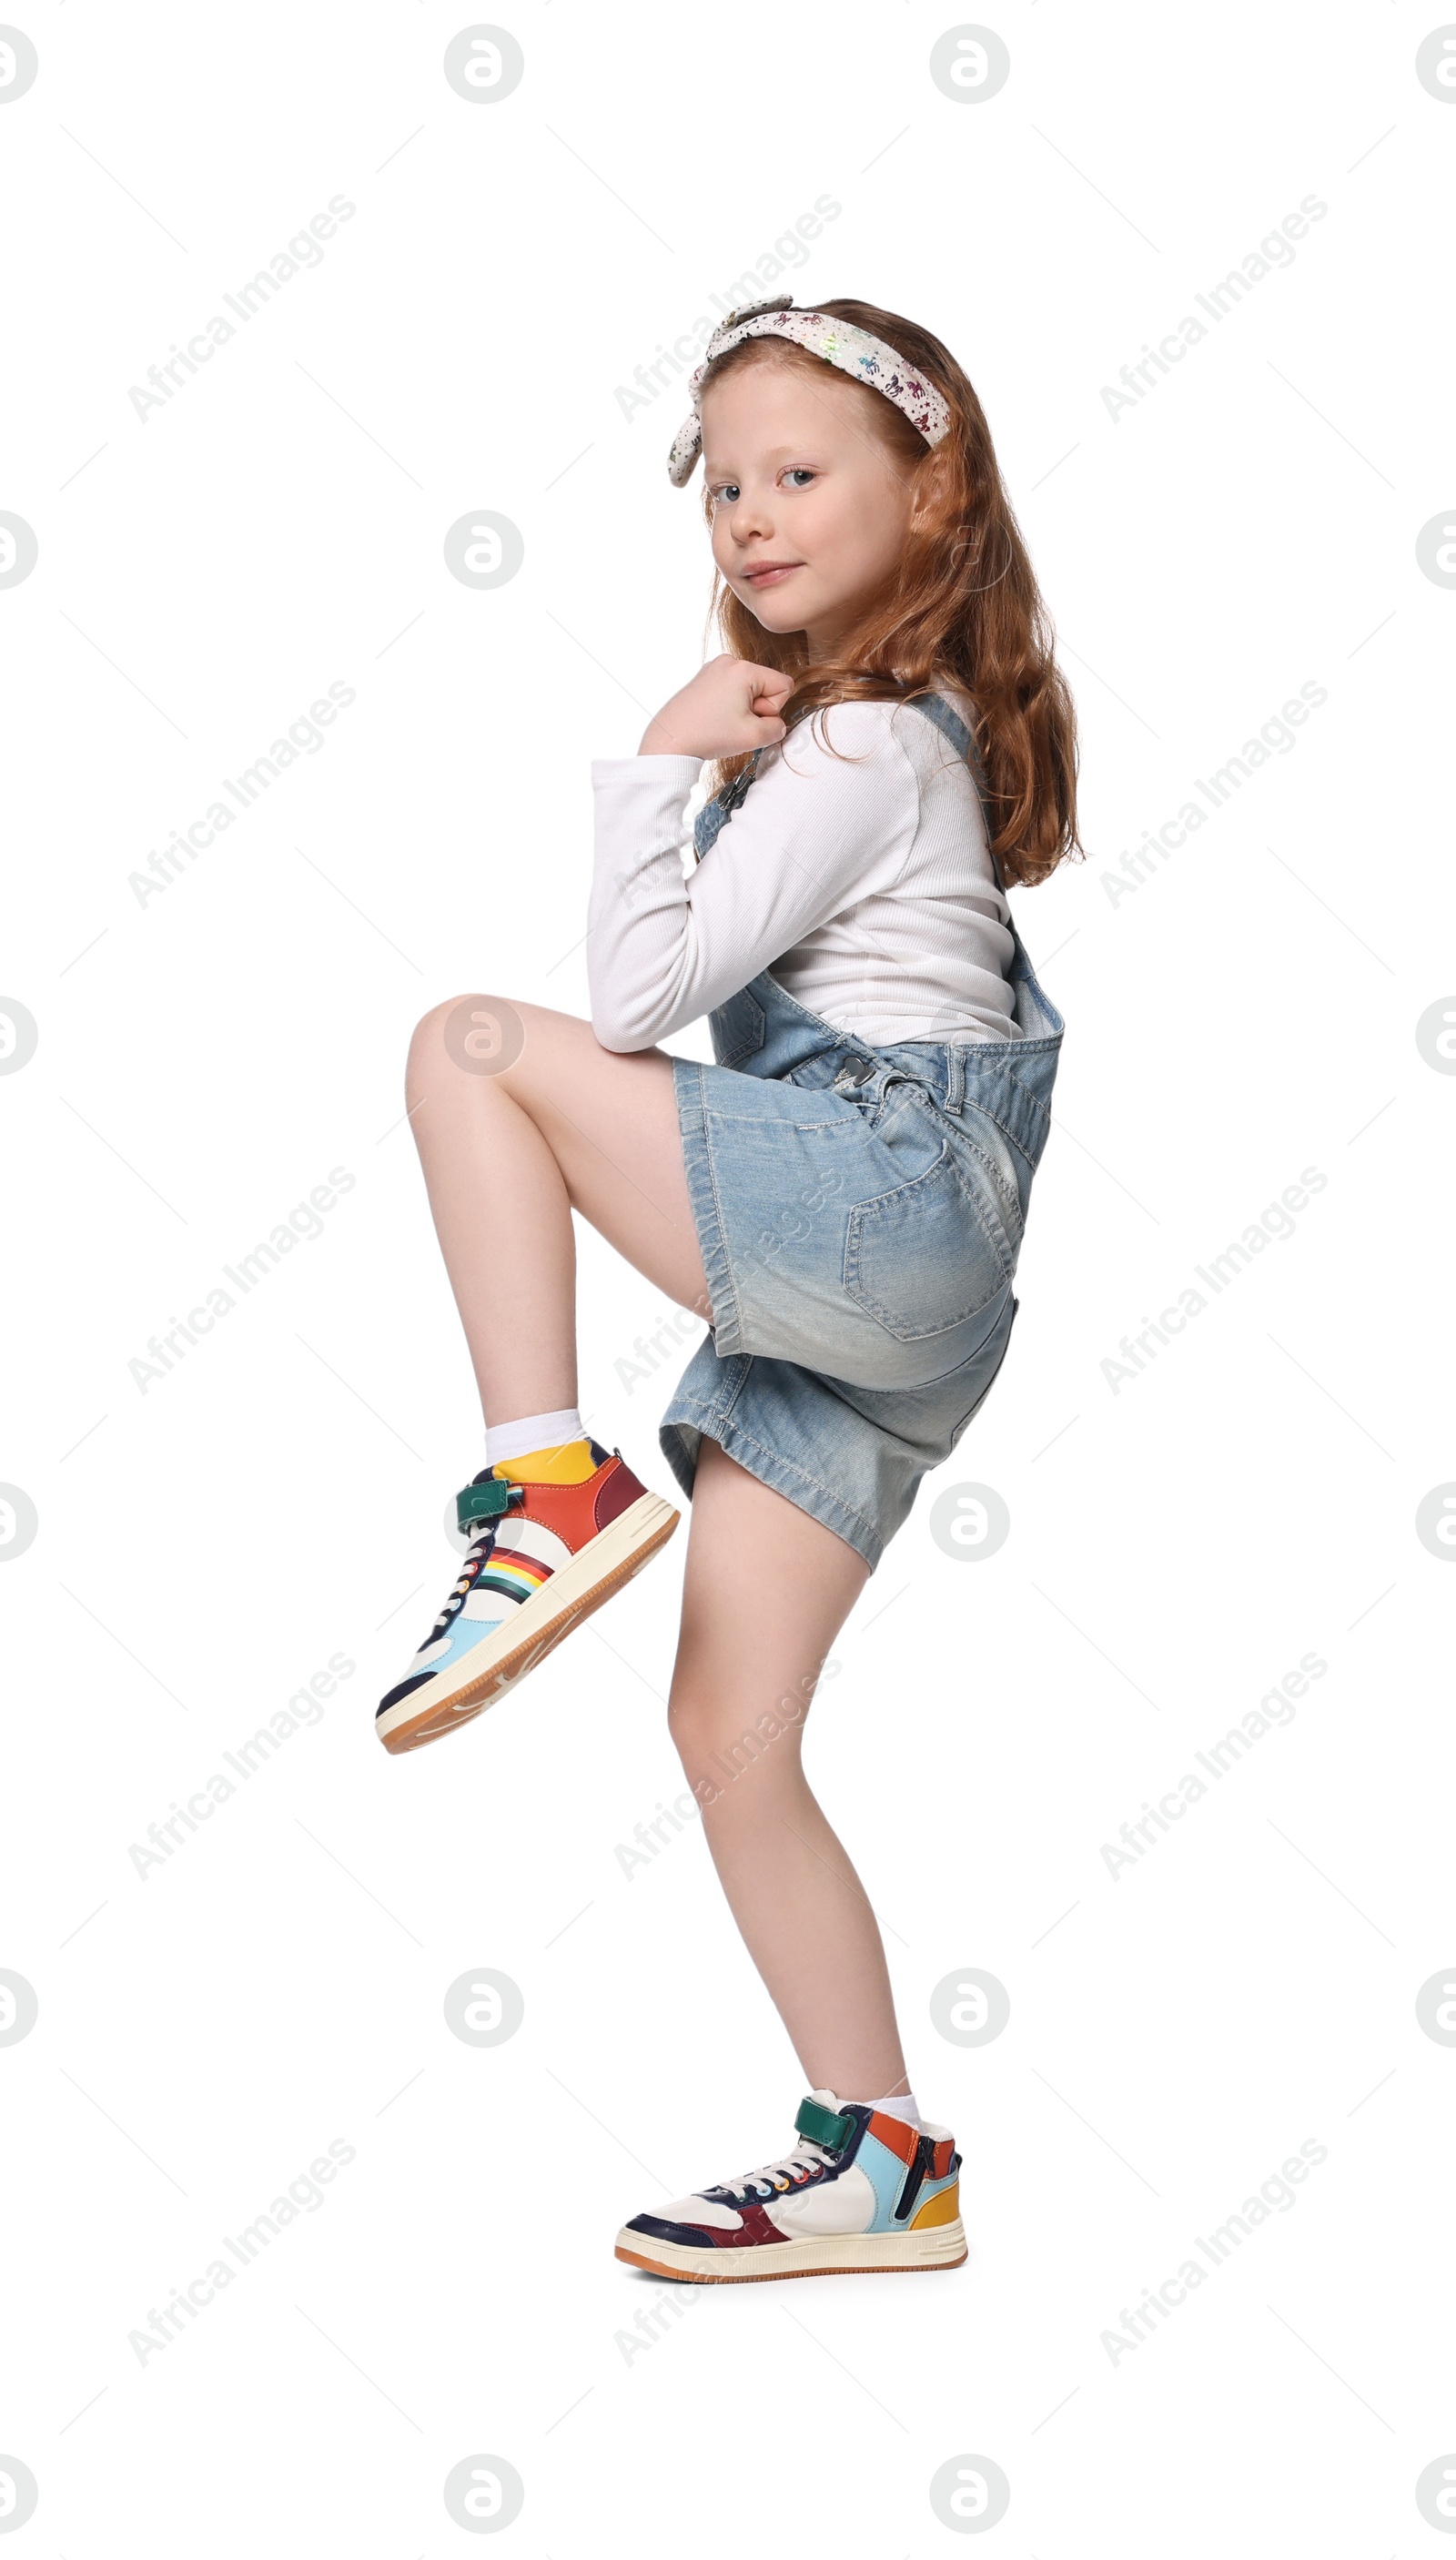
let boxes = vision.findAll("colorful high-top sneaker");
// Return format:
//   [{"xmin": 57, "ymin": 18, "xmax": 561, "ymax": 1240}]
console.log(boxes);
[
  {"xmin": 615, "ymin": 2092, "xmax": 966, "ymax": 2282},
  {"xmin": 376, "ymin": 1440, "xmax": 679, "ymax": 1755}
]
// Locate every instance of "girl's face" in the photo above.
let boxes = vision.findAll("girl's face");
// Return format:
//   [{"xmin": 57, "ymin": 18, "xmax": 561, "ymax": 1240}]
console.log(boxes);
[{"xmin": 700, "ymin": 359, "xmax": 916, "ymax": 657}]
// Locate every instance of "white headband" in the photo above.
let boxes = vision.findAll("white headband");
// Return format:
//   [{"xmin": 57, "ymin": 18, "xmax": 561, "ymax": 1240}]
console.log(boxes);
[{"xmin": 667, "ymin": 296, "xmax": 953, "ymax": 487}]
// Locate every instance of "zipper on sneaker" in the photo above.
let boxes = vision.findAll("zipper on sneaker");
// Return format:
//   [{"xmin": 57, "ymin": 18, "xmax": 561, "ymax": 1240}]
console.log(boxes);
[{"xmin": 893, "ymin": 2134, "xmax": 935, "ymax": 2222}]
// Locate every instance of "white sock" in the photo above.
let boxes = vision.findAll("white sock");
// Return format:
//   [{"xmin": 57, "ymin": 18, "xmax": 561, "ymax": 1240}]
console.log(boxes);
[
  {"xmin": 864, "ymin": 2091, "xmax": 923, "ymax": 2130},
  {"xmin": 485, "ymin": 1408, "xmax": 586, "ymax": 1466}
]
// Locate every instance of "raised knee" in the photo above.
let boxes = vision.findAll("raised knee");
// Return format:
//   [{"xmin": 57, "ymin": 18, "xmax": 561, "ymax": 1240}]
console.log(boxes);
[
  {"xmin": 410, "ymin": 996, "xmax": 454, "ymax": 1062},
  {"xmin": 408, "ymin": 993, "xmax": 521, "ymax": 1081}
]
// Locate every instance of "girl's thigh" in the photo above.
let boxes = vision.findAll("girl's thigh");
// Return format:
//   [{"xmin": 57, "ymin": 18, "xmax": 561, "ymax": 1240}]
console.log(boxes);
[
  {"xmin": 671, "ymin": 1437, "xmax": 869, "ymax": 1739},
  {"xmin": 488, "ymin": 998, "xmax": 708, "ymax": 1312}
]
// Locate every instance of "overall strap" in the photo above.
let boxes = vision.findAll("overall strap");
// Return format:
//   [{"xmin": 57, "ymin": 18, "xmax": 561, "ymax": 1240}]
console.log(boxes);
[
  {"xmin": 693, "ymin": 752, "xmax": 762, "ymax": 861},
  {"xmin": 902, "ymin": 693, "xmax": 1005, "ymax": 891},
  {"xmin": 693, "ymin": 692, "xmax": 1002, "ymax": 881}
]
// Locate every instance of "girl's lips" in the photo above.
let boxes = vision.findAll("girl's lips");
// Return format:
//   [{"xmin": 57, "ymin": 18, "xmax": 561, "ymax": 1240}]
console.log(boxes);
[{"xmin": 743, "ymin": 563, "xmax": 803, "ymax": 587}]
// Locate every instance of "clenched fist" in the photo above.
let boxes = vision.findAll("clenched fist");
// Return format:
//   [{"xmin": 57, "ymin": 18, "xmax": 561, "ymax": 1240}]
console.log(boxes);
[{"xmin": 638, "ymin": 654, "xmax": 794, "ymax": 760}]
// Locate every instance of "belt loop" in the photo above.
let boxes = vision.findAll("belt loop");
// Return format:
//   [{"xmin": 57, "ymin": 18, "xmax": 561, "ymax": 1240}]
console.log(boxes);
[{"xmin": 943, "ymin": 1043, "xmax": 965, "ymax": 1114}]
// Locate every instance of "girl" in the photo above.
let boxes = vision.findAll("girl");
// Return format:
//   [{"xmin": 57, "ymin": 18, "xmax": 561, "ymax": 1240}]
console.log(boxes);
[{"xmin": 379, "ymin": 297, "xmax": 1077, "ymax": 2282}]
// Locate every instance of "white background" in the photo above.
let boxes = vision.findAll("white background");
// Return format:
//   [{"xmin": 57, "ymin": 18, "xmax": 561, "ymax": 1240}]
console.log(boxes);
[{"xmin": 3, "ymin": 1, "xmax": 1454, "ymax": 2551}]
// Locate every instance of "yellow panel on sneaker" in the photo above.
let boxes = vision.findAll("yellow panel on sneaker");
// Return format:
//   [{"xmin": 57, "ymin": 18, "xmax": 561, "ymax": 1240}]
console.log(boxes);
[
  {"xmin": 909, "ymin": 2181, "xmax": 961, "ymax": 2230},
  {"xmin": 494, "ymin": 1438, "xmax": 597, "ymax": 1485}
]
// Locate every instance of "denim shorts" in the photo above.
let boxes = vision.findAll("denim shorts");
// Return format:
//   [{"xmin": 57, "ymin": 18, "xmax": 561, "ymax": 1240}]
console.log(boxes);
[{"xmin": 659, "ymin": 952, "xmax": 1063, "ymax": 1573}]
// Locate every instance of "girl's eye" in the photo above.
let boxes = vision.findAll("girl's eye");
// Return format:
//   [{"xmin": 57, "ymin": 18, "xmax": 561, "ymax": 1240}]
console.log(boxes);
[
  {"xmin": 783, "ymin": 468, "xmax": 816, "ymax": 490},
  {"xmin": 712, "ymin": 482, "xmax": 741, "ymax": 505}
]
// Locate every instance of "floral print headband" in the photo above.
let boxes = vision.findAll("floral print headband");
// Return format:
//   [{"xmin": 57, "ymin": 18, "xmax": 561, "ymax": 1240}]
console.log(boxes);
[{"xmin": 667, "ymin": 296, "xmax": 953, "ymax": 487}]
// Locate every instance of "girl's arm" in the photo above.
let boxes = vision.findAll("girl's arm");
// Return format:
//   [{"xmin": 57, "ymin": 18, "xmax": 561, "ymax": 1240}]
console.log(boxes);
[{"xmin": 588, "ymin": 696, "xmax": 919, "ymax": 1052}]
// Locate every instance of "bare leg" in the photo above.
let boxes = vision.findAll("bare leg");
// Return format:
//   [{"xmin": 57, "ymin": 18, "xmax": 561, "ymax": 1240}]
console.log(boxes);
[
  {"xmin": 405, "ymin": 995, "xmax": 710, "ymax": 1422},
  {"xmin": 668, "ymin": 1439, "xmax": 908, "ymax": 2100},
  {"xmin": 409, "ymin": 995, "xmax": 906, "ymax": 2095}
]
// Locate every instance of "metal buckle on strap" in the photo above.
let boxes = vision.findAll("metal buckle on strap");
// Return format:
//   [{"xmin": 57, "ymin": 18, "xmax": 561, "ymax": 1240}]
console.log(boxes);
[
  {"xmin": 831, "ymin": 1054, "xmax": 876, "ymax": 1094},
  {"xmin": 719, "ymin": 753, "xmax": 762, "ymax": 816}
]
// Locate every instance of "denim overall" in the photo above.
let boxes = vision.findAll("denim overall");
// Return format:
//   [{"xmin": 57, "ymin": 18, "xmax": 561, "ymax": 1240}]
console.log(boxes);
[{"xmin": 657, "ymin": 693, "xmax": 1065, "ymax": 1571}]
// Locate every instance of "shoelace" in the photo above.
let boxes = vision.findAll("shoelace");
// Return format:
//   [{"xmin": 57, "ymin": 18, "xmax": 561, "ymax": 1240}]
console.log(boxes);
[
  {"xmin": 721, "ymin": 2136, "xmax": 835, "ymax": 2201},
  {"xmin": 421, "ymin": 1487, "xmax": 525, "ymax": 1645}
]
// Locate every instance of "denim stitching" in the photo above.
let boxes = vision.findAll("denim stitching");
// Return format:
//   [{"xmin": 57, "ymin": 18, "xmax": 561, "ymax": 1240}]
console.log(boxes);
[
  {"xmin": 713, "ymin": 985, "xmax": 767, "ymax": 1068},
  {"xmin": 697, "ymin": 1083, "xmax": 875, "ymax": 1136},
  {"xmin": 941, "ymin": 1111, "xmax": 1026, "ymax": 1239},
  {"xmin": 675, "ymin": 1062, "xmax": 746, "ymax": 1357},
  {"xmin": 1004, "ymin": 1062, "xmax": 1055, "ymax": 1126},
  {"xmin": 664, "ymin": 1393, "xmax": 884, "ymax": 1564},
  {"xmin": 843, "ymin": 1146, "xmax": 1014, "ymax": 1338}
]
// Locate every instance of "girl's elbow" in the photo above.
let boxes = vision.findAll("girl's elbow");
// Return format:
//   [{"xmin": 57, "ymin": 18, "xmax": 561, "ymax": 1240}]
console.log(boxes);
[{"xmin": 591, "ymin": 1002, "xmax": 658, "ymax": 1054}]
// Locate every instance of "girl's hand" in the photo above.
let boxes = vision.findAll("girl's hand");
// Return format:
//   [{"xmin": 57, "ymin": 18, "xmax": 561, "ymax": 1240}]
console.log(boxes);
[{"xmin": 638, "ymin": 655, "xmax": 793, "ymax": 759}]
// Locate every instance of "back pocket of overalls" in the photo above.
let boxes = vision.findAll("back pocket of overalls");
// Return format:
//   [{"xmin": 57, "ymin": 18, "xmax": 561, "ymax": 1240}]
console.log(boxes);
[{"xmin": 844, "ymin": 1146, "xmax": 1014, "ymax": 1341}]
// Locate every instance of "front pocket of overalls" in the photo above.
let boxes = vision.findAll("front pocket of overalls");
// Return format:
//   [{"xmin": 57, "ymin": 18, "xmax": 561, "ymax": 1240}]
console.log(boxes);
[
  {"xmin": 711, "ymin": 987, "xmax": 766, "ymax": 1068},
  {"xmin": 843, "ymin": 1145, "xmax": 1015, "ymax": 1341}
]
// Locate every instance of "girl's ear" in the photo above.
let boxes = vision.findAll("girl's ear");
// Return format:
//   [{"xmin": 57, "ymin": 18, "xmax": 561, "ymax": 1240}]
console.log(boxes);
[{"xmin": 906, "ymin": 442, "xmax": 951, "ymax": 535}]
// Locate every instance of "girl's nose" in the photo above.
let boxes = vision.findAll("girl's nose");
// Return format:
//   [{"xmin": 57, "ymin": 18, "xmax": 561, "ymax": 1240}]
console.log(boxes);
[{"xmin": 729, "ymin": 490, "xmax": 774, "ymax": 544}]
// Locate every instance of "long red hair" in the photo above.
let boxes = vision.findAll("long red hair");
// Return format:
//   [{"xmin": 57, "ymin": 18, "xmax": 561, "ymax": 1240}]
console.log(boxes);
[{"xmin": 702, "ymin": 300, "xmax": 1081, "ymax": 887}]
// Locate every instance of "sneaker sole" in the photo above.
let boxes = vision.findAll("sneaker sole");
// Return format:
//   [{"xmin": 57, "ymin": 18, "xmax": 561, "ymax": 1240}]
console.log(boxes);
[
  {"xmin": 612, "ymin": 2221, "xmax": 968, "ymax": 2282},
  {"xmin": 377, "ymin": 1492, "xmax": 680, "ymax": 1755}
]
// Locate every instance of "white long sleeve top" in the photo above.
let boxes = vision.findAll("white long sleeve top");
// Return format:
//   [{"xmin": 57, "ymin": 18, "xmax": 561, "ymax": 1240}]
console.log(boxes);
[{"xmin": 587, "ymin": 694, "xmax": 1019, "ymax": 1054}]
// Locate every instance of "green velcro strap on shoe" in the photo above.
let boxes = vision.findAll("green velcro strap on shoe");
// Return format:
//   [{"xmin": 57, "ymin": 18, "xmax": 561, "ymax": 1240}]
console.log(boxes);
[
  {"xmin": 456, "ymin": 1478, "xmax": 515, "ymax": 1532},
  {"xmin": 794, "ymin": 2096, "xmax": 854, "ymax": 2154}
]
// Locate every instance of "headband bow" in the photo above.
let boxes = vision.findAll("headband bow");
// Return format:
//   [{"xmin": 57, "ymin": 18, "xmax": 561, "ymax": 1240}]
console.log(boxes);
[{"xmin": 667, "ymin": 295, "xmax": 952, "ymax": 487}]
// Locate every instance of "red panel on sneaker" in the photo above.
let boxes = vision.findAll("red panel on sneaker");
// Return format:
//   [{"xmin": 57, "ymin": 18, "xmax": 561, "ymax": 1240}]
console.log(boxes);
[{"xmin": 593, "ymin": 1456, "xmax": 648, "ymax": 1533}]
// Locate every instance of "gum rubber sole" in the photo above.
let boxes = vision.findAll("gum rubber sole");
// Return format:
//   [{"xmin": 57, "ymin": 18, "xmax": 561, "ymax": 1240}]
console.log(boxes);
[
  {"xmin": 377, "ymin": 1493, "xmax": 680, "ymax": 1755},
  {"xmin": 613, "ymin": 2222, "xmax": 968, "ymax": 2282}
]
